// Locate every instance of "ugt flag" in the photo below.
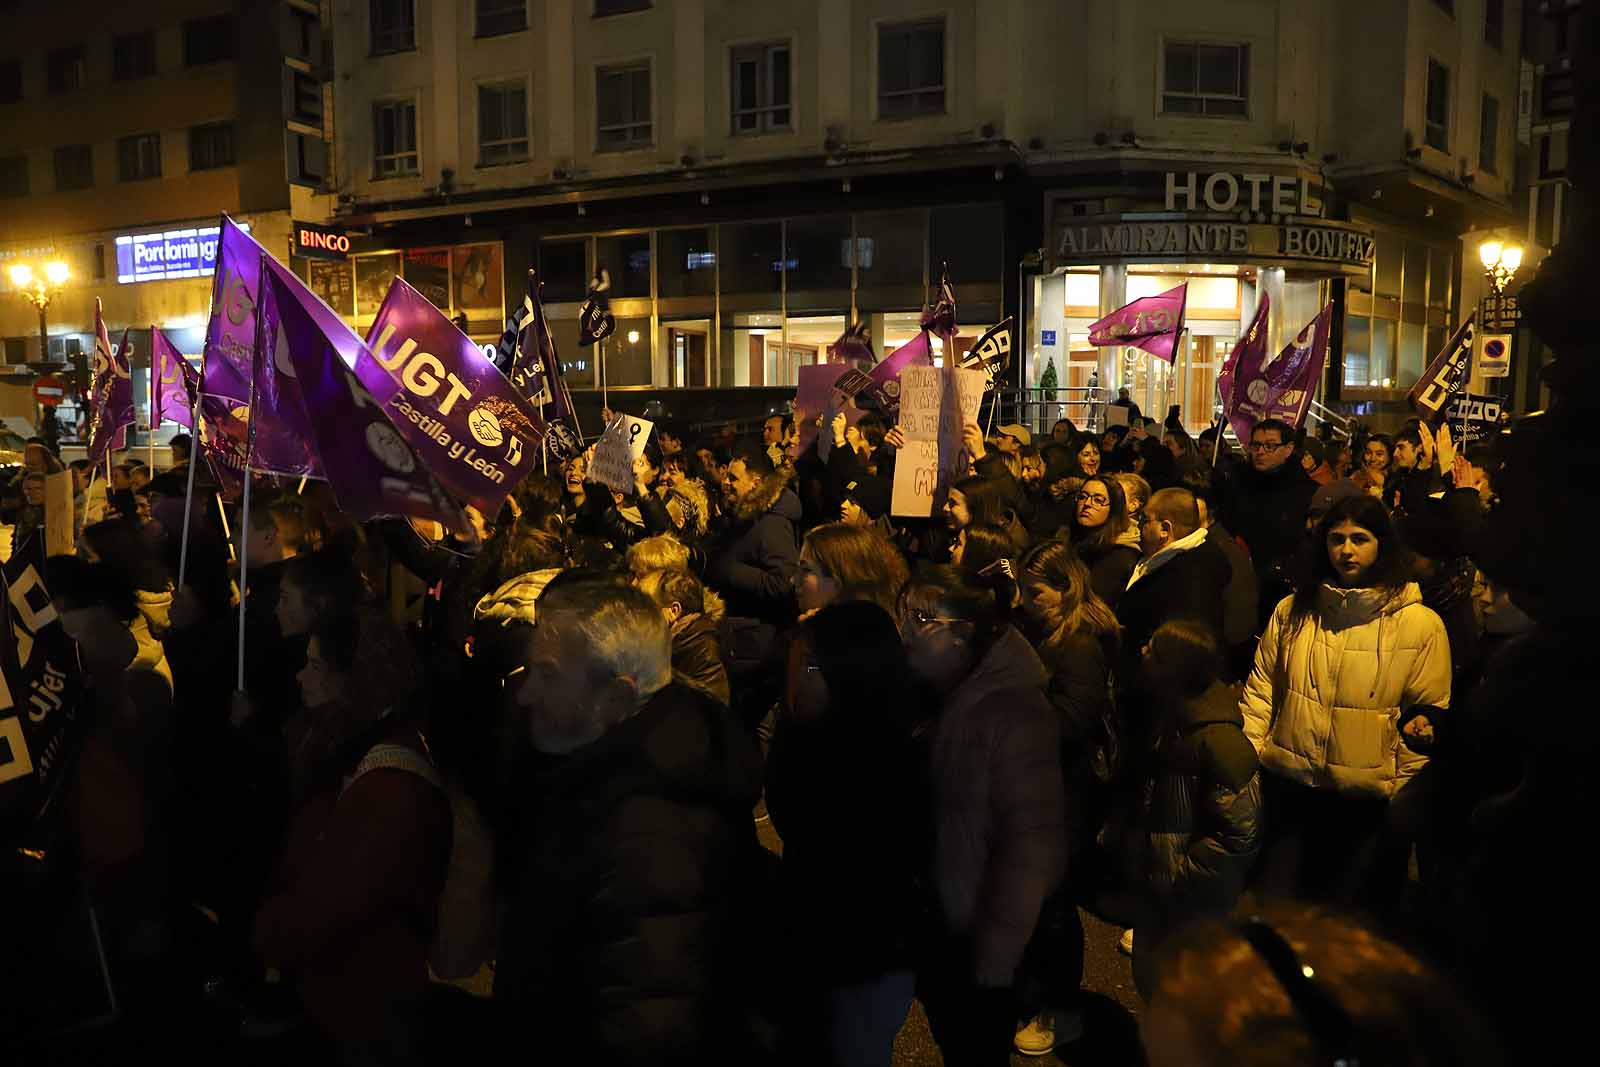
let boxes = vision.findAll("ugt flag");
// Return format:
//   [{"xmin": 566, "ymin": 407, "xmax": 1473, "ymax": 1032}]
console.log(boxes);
[
  {"xmin": 1087, "ymin": 283, "xmax": 1187, "ymax": 363},
  {"xmin": 364, "ymin": 278, "xmax": 545, "ymax": 515},
  {"xmin": 86, "ymin": 303, "xmax": 134, "ymax": 469},
  {"xmin": 1226, "ymin": 303, "xmax": 1334, "ymax": 441},
  {"xmin": 1218, "ymin": 292, "xmax": 1271, "ymax": 443},
  {"xmin": 499, "ymin": 269, "xmax": 584, "ymax": 461},
  {"xmin": 150, "ymin": 327, "xmax": 197, "ymax": 429},
  {"xmin": 263, "ymin": 269, "xmax": 463, "ymax": 529},
  {"xmin": 1409, "ymin": 316, "xmax": 1476, "ymax": 423},
  {"xmin": 203, "ymin": 215, "xmax": 324, "ymax": 479}
]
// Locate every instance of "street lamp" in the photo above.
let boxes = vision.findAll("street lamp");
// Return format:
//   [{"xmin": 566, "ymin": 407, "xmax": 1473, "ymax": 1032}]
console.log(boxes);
[
  {"xmin": 1478, "ymin": 239, "xmax": 1523, "ymax": 294},
  {"xmin": 8, "ymin": 260, "xmax": 71, "ymax": 362}
]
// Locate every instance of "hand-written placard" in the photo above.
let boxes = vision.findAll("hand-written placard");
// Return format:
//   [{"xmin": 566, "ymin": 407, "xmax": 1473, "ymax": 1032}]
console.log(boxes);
[
  {"xmin": 892, "ymin": 364, "xmax": 985, "ymax": 517},
  {"xmin": 591, "ymin": 414, "xmax": 654, "ymax": 495},
  {"xmin": 44, "ymin": 471, "xmax": 75, "ymax": 558}
]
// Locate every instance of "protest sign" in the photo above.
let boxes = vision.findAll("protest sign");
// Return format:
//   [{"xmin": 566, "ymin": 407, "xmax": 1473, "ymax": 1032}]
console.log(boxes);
[
  {"xmin": 1105, "ymin": 404, "xmax": 1129, "ymax": 428},
  {"xmin": 793, "ymin": 364, "xmax": 871, "ymax": 460},
  {"xmin": 590, "ymin": 414, "xmax": 654, "ymax": 495},
  {"xmin": 44, "ymin": 472, "xmax": 74, "ymax": 558},
  {"xmin": 891, "ymin": 364, "xmax": 984, "ymax": 517}
]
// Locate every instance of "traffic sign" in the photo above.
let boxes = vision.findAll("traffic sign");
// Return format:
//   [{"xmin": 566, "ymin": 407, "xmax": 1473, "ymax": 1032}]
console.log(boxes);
[
  {"xmin": 32, "ymin": 374, "xmax": 66, "ymax": 407},
  {"xmin": 1478, "ymin": 333, "xmax": 1512, "ymax": 379},
  {"xmin": 1041, "ymin": 329, "xmax": 1057, "ymax": 346}
]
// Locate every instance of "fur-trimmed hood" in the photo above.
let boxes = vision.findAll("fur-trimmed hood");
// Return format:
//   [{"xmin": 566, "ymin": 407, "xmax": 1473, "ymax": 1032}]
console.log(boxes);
[{"xmin": 730, "ymin": 465, "xmax": 801, "ymax": 525}]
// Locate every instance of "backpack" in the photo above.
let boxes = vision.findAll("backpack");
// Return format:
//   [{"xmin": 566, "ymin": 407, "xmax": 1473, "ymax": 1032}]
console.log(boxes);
[{"xmin": 347, "ymin": 742, "xmax": 498, "ymax": 980}]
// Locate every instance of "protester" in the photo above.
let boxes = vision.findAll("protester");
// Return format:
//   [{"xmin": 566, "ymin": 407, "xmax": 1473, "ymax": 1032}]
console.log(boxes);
[
  {"xmin": 1071, "ymin": 434, "xmax": 1104, "ymax": 478},
  {"xmin": 1327, "ymin": 442, "xmax": 1354, "ymax": 479},
  {"xmin": 767, "ymin": 602, "xmax": 920, "ymax": 1067},
  {"xmin": 899, "ymin": 564, "xmax": 1065, "ymax": 1065},
  {"xmin": 796, "ymin": 521, "xmax": 909, "ymax": 619},
  {"xmin": 1298, "ymin": 437, "xmax": 1336, "ymax": 485},
  {"xmin": 1240, "ymin": 495, "xmax": 1450, "ymax": 910},
  {"xmin": 1117, "ymin": 489, "xmax": 1230, "ymax": 667},
  {"xmin": 1130, "ymin": 621, "xmax": 1259, "ymax": 999},
  {"xmin": 1350, "ymin": 433, "xmax": 1392, "ymax": 498},
  {"xmin": 636, "ymin": 566, "xmax": 731, "ymax": 706},
  {"xmin": 493, "ymin": 573, "xmax": 764, "ymax": 1065},
  {"xmin": 1110, "ymin": 387, "xmax": 1143, "ymax": 424},
  {"xmin": 943, "ymin": 474, "xmax": 1025, "ymax": 554},
  {"xmin": 1384, "ymin": 424, "xmax": 1444, "ymax": 515},
  {"xmin": 1183, "ymin": 475, "xmax": 1259, "ymax": 680},
  {"xmin": 838, "ymin": 474, "xmax": 893, "ymax": 531},
  {"xmin": 1067, "ymin": 475, "xmax": 1141, "ymax": 608},
  {"xmin": 1224, "ymin": 418, "xmax": 1318, "ymax": 627},
  {"xmin": 1051, "ymin": 418, "xmax": 1075, "ymax": 444}
]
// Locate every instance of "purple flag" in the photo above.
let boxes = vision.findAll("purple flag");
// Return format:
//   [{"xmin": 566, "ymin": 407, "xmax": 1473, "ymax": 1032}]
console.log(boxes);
[
  {"xmin": 920, "ymin": 265, "xmax": 958, "ymax": 340},
  {"xmin": 1087, "ymin": 283, "xmax": 1188, "ymax": 363},
  {"xmin": 363, "ymin": 278, "xmax": 545, "ymax": 514},
  {"xmin": 151, "ymin": 328, "xmax": 197, "ymax": 430},
  {"xmin": 86, "ymin": 306, "xmax": 135, "ymax": 469},
  {"xmin": 1218, "ymin": 293, "xmax": 1271, "ymax": 444},
  {"xmin": 203, "ymin": 215, "xmax": 326, "ymax": 478},
  {"xmin": 827, "ymin": 321, "xmax": 876, "ymax": 370},
  {"xmin": 1226, "ymin": 304, "xmax": 1333, "ymax": 440},
  {"xmin": 263, "ymin": 270, "xmax": 463, "ymax": 528},
  {"xmin": 500, "ymin": 270, "xmax": 584, "ymax": 461},
  {"xmin": 858, "ymin": 331, "xmax": 934, "ymax": 423}
]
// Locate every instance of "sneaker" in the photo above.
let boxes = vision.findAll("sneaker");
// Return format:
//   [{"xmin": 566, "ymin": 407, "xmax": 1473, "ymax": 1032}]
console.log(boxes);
[
  {"xmin": 1119, "ymin": 928, "xmax": 1134, "ymax": 955},
  {"xmin": 1014, "ymin": 1009, "xmax": 1085, "ymax": 1056}
]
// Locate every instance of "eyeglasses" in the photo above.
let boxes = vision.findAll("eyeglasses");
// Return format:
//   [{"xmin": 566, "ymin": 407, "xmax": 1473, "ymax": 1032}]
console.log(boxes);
[
  {"xmin": 900, "ymin": 607, "xmax": 964, "ymax": 631},
  {"xmin": 1249, "ymin": 440, "xmax": 1289, "ymax": 452},
  {"xmin": 1077, "ymin": 493, "xmax": 1110, "ymax": 507},
  {"xmin": 1132, "ymin": 510, "xmax": 1149, "ymax": 524},
  {"xmin": 1235, "ymin": 917, "xmax": 1361, "ymax": 1067}
]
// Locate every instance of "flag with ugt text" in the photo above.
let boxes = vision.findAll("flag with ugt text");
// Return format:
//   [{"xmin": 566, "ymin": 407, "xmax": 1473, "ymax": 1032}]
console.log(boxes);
[
  {"xmin": 150, "ymin": 327, "xmax": 197, "ymax": 429},
  {"xmin": 263, "ymin": 268, "xmax": 464, "ymax": 529},
  {"xmin": 499, "ymin": 269, "xmax": 584, "ymax": 461},
  {"xmin": 1218, "ymin": 292, "xmax": 1270, "ymax": 443},
  {"xmin": 1087, "ymin": 283, "xmax": 1188, "ymax": 363},
  {"xmin": 1226, "ymin": 303, "xmax": 1334, "ymax": 441},
  {"xmin": 364, "ymin": 278, "xmax": 545, "ymax": 515},
  {"xmin": 86, "ymin": 305, "xmax": 134, "ymax": 469}
]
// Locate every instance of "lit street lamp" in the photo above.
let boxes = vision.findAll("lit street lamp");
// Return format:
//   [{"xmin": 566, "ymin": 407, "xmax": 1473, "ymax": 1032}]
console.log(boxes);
[
  {"xmin": 8, "ymin": 260, "xmax": 72, "ymax": 438},
  {"xmin": 1478, "ymin": 239, "xmax": 1523, "ymax": 295}
]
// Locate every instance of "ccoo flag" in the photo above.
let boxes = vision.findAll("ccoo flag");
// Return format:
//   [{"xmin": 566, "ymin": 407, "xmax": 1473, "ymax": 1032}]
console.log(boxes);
[
  {"xmin": 150, "ymin": 328, "xmax": 197, "ymax": 430},
  {"xmin": 959, "ymin": 318, "xmax": 1015, "ymax": 391},
  {"xmin": 1087, "ymin": 283, "xmax": 1188, "ymax": 363},
  {"xmin": 364, "ymin": 278, "xmax": 546, "ymax": 514},
  {"xmin": 263, "ymin": 269, "xmax": 463, "ymax": 528},
  {"xmin": 499, "ymin": 270, "xmax": 584, "ymax": 461},
  {"xmin": 1408, "ymin": 316, "xmax": 1476, "ymax": 422},
  {"xmin": 577, "ymin": 269, "xmax": 616, "ymax": 348},
  {"xmin": 1226, "ymin": 303, "xmax": 1334, "ymax": 442},
  {"xmin": 86, "ymin": 304, "xmax": 134, "ymax": 469}
]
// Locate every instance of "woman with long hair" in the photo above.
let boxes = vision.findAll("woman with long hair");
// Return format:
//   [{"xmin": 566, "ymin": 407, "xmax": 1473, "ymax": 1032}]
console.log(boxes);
[
  {"xmin": 898, "ymin": 564, "xmax": 1066, "ymax": 1064},
  {"xmin": 1350, "ymin": 434, "xmax": 1393, "ymax": 498},
  {"xmin": 1071, "ymin": 434, "xmax": 1105, "ymax": 478},
  {"xmin": 795, "ymin": 521, "xmax": 910, "ymax": 619},
  {"xmin": 1240, "ymin": 495, "xmax": 1450, "ymax": 911},
  {"xmin": 942, "ymin": 474, "xmax": 1026, "ymax": 559},
  {"xmin": 1068, "ymin": 475, "xmax": 1142, "ymax": 608}
]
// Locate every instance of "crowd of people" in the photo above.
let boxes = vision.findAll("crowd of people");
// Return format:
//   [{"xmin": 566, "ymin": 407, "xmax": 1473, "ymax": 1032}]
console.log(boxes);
[{"xmin": 2, "ymin": 397, "xmax": 1552, "ymax": 1066}]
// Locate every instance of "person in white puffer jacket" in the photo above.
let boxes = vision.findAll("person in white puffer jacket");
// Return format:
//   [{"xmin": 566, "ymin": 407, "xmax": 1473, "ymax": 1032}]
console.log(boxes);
[{"xmin": 1240, "ymin": 494, "xmax": 1451, "ymax": 910}]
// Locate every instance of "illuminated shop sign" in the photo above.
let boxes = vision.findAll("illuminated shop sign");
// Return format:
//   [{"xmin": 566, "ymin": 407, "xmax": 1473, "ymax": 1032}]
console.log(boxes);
[{"xmin": 114, "ymin": 222, "xmax": 250, "ymax": 284}]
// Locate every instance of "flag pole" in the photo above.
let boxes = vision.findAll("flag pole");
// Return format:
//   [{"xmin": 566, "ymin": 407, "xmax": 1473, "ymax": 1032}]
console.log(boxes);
[
  {"xmin": 148, "ymin": 328, "xmax": 158, "ymax": 473},
  {"xmin": 176, "ymin": 387, "xmax": 201, "ymax": 588},
  {"xmin": 237, "ymin": 255, "xmax": 265, "ymax": 694},
  {"xmin": 600, "ymin": 336, "xmax": 607, "ymax": 413}
]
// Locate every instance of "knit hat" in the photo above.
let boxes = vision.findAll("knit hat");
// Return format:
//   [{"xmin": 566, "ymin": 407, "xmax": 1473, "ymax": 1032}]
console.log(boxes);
[
  {"xmin": 997, "ymin": 423, "xmax": 1032, "ymax": 447},
  {"xmin": 843, "ymin": 476, "xmax": 892, "ymax": 520},
  {"xmin": 1308, "ymin": 477, "xmax": 1364, "ymax": 520}
]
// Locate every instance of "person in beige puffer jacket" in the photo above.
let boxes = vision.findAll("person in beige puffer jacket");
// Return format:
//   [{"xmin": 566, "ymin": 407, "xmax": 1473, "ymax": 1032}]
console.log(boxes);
[{"xmin": 1240, "ymin": 495, "xmax": 1450, "ymax": 909}]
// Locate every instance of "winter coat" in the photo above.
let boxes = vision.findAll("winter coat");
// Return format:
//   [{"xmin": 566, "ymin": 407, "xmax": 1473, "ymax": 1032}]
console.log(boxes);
[
  {"xmin": 670, "ymin": 611, "xmax": 731, "ymax": 706},
  {"xmin": 1034, "ymin": 628, "xmax": 1116, "ymax": 760},
  {"xmin": 703, "ymin": 468, "xmax": 801, "ymax": 676},
  {"xmin": 1240, "ymin": 583, "xmax": 1452, "ymax": 799},
  {"xmin": 1223, "ymin": 462, "xmax": 1317, "ymax": 585},
  {"xmin": 494, "ymin": 683, "xmax": 764, "ymax": 1066},
  {"xmin": 253, "ymin": 720, "xmax": 452, "ymax": 1044},
  {"xmin": 975, "ymin": 452, "xmax": 1036, "ymax": 528},
  {"xmin": 924, "ymin": 626, "xmax": 1066, "ymax": 986},
  {"xmin": 1139, "ymin": 683, "xmax": 1261, "ymax": 909},
  {"xmin": 1115, "ymin": 532, "xmax": 1231, "ymax": 672},
  {"xmin": 1077, "ymin": 523, "xmax": 1141, "ymax": 609},
  {"xmin": 1209, "ymin": 522, "xmax": 1261, "ymax": 648}
]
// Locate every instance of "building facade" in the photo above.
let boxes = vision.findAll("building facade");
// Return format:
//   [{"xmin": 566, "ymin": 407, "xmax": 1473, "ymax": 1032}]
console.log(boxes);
[{"xmin": 0, "ymin": 0, "xmax": 335, "ymax": 434}]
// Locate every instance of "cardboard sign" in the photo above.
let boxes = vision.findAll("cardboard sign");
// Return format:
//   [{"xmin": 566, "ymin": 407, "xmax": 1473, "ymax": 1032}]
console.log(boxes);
[
  {"xmin": 591, "ymin": 414, "xmax": 654, "ymax": 495},
  {"xmin": 891, "ymin": 364, "xmax": 985, "ymax": 517},
  {"xmin": 793, "ymin": 364, "xmax": 871, "ymax": 461},
  {"xmin": 1444, "ymin": 392, "xmax": 1504, "ymax": 445},
  {"xmin": 1105, "ymin": 403, "xmax": 1130, "ymax": 427},
  {"xmin": 43, "ymin": 472, "xmax": 74, "ymax": 558}
]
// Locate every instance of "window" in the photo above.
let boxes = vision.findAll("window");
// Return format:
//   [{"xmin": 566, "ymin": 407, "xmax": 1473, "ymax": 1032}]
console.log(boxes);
[
  {"xmin": 1432, "ymin": 0, "xmax": 1453, "ymax": 13},
  {"xmin": 1485, "ymin": 0, "xmax": 1503, "ymax": 47},
  {"xmin": 731, "ymin": 42, "xmax": 791, "ymax": 134},
  {"xmin": 0, "ymin": 60, "xmax": 20, "ymax": 103},
  {"xmin": 184, "ymin": 16, "xmax": 234, "ymax": 66},
  {"xmin": 596, "ymin": 63, "xmax": 651, "ymax": 150},
  {"xmin": 113, "ymin": 31, "xmax": 158, "ymax": 80},
  {"xmin": 46, "ymin": 46, "xmax": 84, "ymax": 94},
  {"xmin": 878, "ymin": 19, "xmax": 945, "ymax": 119},
  {"xmin": 594, "ymin": 0, "xmax": 650, "ymax": 15},
  {"xmin": 190, "ymin": 122, "xmax": 236, "ymax": 170},
  {"xmin": 1479, "ymin": 94, "xmax": 1499, "ymax": 174},
  {"xmin": 1425, "ymin": 59, "xmax": 1450, "ymax": 152},
  {"xmin": 54, "ymin": 144, "xmax": 93, "ymax": 190},
  {"xmin": 3, "ymin": 339, "xmax": 26, "ymax": 365},
  {"xmin": 118, "ymin": 133, "xmax": 162, "ymax": 181},
  {"xmin": 478, "ymin": 82, "xmax": 529, "ymax": 164},
  {"xmin": 373, "ymin": 99, "xmax": 419, "ymax": 177},
  {"xmin": 1163, "ymin": 41, "xmax": 1249, "ymax": 117},
  {"xmin": 476, "ymin": 0, "xmax": 525, "ymax": 36},
  {"xmin": 0, "ymin": 155, "xmax": 27, "ymax": 198},
  {"xmin": 371, "ymin": 0, "xmax": 416, "ymax": 55}
]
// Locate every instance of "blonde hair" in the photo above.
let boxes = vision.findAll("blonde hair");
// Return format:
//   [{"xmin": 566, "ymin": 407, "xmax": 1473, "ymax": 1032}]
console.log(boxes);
[
  {"xmin": 627, "ymin": 535, "xmax": 690, "ymax": 577},
  {"xmin": 1110, "ymin": 472, "xmax": 1152, "ymax": 514}
]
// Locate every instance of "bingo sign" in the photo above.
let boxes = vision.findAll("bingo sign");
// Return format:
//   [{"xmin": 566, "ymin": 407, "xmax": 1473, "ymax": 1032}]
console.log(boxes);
[{"xmin": 114, "ymin": 221, "xmax": 250, "ymax": 284}]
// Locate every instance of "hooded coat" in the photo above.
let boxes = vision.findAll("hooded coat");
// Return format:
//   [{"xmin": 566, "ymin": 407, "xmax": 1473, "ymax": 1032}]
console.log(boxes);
[
  {"xmin": 924, "ymin": 627, "xmax": 1067, "ymax": 986},
  {"xmin": 1240, "ymin": 584, "xmax": 1452, "ymax": 799},
  {"xmin": 494, "ymin": 683, "xmax": 765, "ymax": 1065},
  {"xmin": 703, "ymin": 467, "xmax": 801, "ymax": 677}
]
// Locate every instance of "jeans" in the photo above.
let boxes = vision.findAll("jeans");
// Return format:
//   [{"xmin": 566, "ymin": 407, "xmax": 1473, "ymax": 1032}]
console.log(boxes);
[{"xmin": 820, "ymin": 971, "xmax": 915, "ymax": 1067}]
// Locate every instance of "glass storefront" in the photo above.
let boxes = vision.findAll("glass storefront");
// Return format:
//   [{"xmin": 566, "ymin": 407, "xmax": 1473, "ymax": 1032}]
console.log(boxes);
[
  {"xmin": 296, "ymin": 240, "xmax": 509, "ymax": 340},
  {"xmin": 1342, "ymin": 213, "xmax": 1456, "ymax": 393}
]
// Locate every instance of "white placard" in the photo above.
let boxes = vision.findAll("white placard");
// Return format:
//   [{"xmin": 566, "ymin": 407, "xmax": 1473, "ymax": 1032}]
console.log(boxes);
[
  {"xmin": 590, "ymin": 414, "xmax": 654, "ymax": 495},
  {"xmin": 891, "ymin": 364, "xmax": 985, "ymax": 517}
]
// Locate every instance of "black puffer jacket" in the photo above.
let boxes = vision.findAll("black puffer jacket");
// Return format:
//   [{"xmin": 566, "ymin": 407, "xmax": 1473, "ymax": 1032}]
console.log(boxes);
[
  {"xmin": 1222, "ymin": 461, "xmax": 1316, "ymax": 595},
  {"xmin": 494, "ymin": 683, "xmax": 765, "ymax": 1066},
  {"xmin": 1138, "ymin": 682, "xmax": 1261, "ymax": 909}
]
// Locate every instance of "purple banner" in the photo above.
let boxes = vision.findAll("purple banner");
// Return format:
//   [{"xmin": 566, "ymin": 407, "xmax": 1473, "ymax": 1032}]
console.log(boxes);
[
  {"xmin": 501, "ymin": 270, "xmax": 583, "ymax": 461},
  {"xmin": 194, "ymin": 392, "xmax": 249, "ymax": 500},
  {"xmin": 1218, "ymin": 293, "xmax": 1271, "ymax": 445},
  {"xmin": 363, "ymin": 278, "xmax": 544, "ymax": 514},
  {"xmin": 858, "ymin": 331, "xmax": 933, "ymax": 423},
  {"xmin": 827, "ymin": 321, "xmax": 876, "ymax": 370},
  {"xmin": 1087, "ymin": 283, "xmax": 1188, "ymax": 363},
  {"xmin": 1227, "ymin": 303, "xmax": 1333, "ymax": 439},
  {"xmin": 86, "ymin": 308, "xmax": 134, "ymax": 470},
  {"xmin": 264, "ymin": 270, "xmax": 462, "ymax": 528},
  {"xmin": 920, "ymin": 267, "xmax": 958, "ymax": 340},
  {"xmin": 151, "ymin": 327, "xmax": 196, "ymax": 429}
]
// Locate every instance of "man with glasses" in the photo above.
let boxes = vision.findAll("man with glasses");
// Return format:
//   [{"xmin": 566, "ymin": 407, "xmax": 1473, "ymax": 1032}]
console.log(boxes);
[{"xmin": 1223, "ymin": 418, "xmax": 1317, "ymax": 629}]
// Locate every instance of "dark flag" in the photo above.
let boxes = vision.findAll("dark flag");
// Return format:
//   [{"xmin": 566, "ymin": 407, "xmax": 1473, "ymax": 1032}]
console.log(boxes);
[
  {"xmin": 499, "ymin": 270, "xmax": 584, "ymax": 461},
  {"xmin": 959, "ymin": 317, "xmax": 1015, "ymax": 390},
  {"xmin": 828, "ymin": 320, "xmax": 876, "ymax": 370},
  {"xmin": 1409, "ymin": 315, "xmax": 1477, "ymax": 422},
  {"xmin": 578, "ymin": 268, "xmax": 616, "ymax": 347},
  {"xmin": 921, "ymin": 264, "xmax": 958, "ymax": 340}
]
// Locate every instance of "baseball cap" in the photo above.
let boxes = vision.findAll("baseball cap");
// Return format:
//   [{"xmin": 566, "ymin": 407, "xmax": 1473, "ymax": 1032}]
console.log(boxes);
[
  {"xmin": 998, "ymin": 424, "xmax": 1032, "ymax": 446},
  {"xmin": 843, "ymin": 476, "xmax": 892, "ymax": 520}
]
